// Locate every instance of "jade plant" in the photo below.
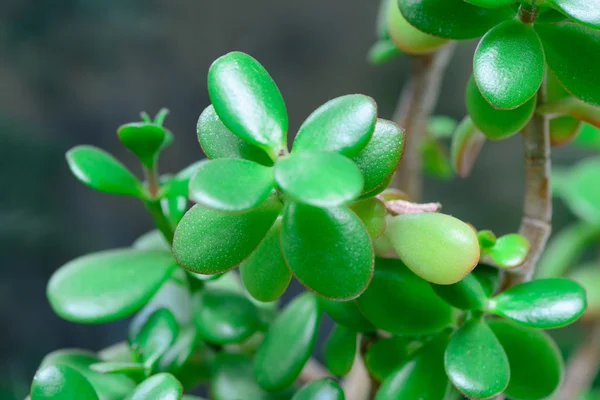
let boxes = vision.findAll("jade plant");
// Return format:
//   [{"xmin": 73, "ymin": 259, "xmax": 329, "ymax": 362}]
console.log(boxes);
[{"xmin": 25, "ymin": 0, "xmax": 600, "ymax": 397}]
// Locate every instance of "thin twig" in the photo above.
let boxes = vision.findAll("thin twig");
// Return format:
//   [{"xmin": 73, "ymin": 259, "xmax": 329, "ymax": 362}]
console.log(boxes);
[
  {"xmin": 558, "ymin": 322, "xmax": 600, "ymax": 400},
  {"xmin": 391, "ymin": 43, "xmax": 456, "ymax": 201}
]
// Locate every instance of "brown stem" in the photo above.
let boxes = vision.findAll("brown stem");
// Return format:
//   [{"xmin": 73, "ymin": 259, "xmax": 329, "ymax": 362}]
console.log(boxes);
[
  {"xmin": 558, "ymin": 322, "xmax": 600, "ymax": 400},
  {"xmin": 391, "ymin": 43, "xmax": 456, "ymax": 201}
]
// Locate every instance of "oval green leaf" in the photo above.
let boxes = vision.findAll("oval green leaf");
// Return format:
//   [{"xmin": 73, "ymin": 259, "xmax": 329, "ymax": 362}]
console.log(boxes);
[
  {"xmin": 387, "ymin": 0, "xmax": 448, "ymax": 54},
  {"xmin": 473, "ymin": 263, "xmax": 501, "ymax": 297},
  {"xmin": 323, "ymin": 325, "xmax": 357, "ymax": 376},
  {"xmin": 349, "ymin": 198, "xmax": 387, "ymax": 239},
  {"xmin": 117, "ymin": 123, "xmax": 167, "ymax": 168},
  {"xmin": 157, "ymin": 325, "xmax": 199, "ymax": 374},
  {"xmin": 547, "ymin": 0, "xmax": 600, "ymax": 29},
  {"xmin": 569, "ymin": 263, "xmax": 600, "ymax": 319},
  {"xmin": 450, "ymin": 116, "xmax": 486, "ymax": 178},
  {"xmin": 364, "ymin": 336, "xmax": 410, "ymax": 382},
  {"xmin": 318, "ymin": 298, "xmax": 376, "ymax": 332},
  {"xmin": 126, "ymin": 373, "xmax": 182, "ymax": 400},
  {"xmin": 431, "ymin": 273, "xmax": 488, "ymax": 310},
  {"xmin": 130, "ymin": 308, "xmax": 179, "ymax": 368},
  {"xmin": 488, "ymin": 233, "xmax": 530, "ymax": 269},
  {"xmin": 292, "ymin": 379, "xmax": 345, "ymax": 400},
  {"xmin": 32, "ymin": 364, "xmax": 99, "ymax": 400},
  {"xmin": 367, "ymin": 40, "xmax": 401, "ymax": 65},
  {"xmin": 89, "ymin": 362, "xmax": 145, "ymax": 381}
]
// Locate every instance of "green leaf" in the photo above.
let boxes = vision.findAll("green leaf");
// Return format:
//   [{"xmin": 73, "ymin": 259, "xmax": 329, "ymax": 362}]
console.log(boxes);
[
  {"xmin": 421, "ymin": 137, "xmax": 453, "ymax": 180},
  {"xmin": 368, "ymin": 40, "xmax": 401, "ymax": 65},
  {"xmin": 132, "ymin": 230, "xmax": 171, "ymax": 252},
  {"xmin": 489, "ymin": 319, "xmax": 563, "ymax": 400},
  {"xmin": 445, "ymin": 318, "xmax": 509, "ymax": 399},
  {"xmin": 478, "ymin": 230, "xmax": 497, "ymax": 249},
  {"xmin": 292, "ymin": 95, "xmax": 377, "ymax": 157},
  {"xmin": 376, "ymin": 333, "xmax": 451, "ymax": 400},
  {"xmin": 160, "ymin": 178, "xmax": 189, "ymax": 230},
  {"xmin": 547, "ymin": 0, "xmax": 600, "ymax": 29},
  {"xmin": 569, "ymin": 263, "xmax": 600, "ymax": 319},
  {"xmin": 125, "ymin": 373, "xmax": 182, "ymax": 400},
  {"xmin": 240, "ymin": 219, "xmax": 292, "ymax": 302},
  {"xmin": 550, "ymin": 116, "xmax": 583, "ymax": 146},
  {"xmin": 557, "ymin": 158, "xmax": 600, "ymax": 225},
  {"xmin": 349, "ymin": 198, "xmax": 387, "ymax": 239},
  {"xmin": 192, "ymin": 288, "xmax": 260, "ymax": 344},
  {"xmin": 386, "ymin": 213, "xmax": 480, "ymax": 284},
  {"xmin": 464, "ymin": 0, "xmax": 517, "ymax": 7},
  {"xmin": 488, "ymin": 233, "xmax": 530, "ymax": 269},
  {"xmin": 428, "ymin": 116, "xmax": 458, "ymax": 138},
  {"xmin": 173, "ymin": 195, "xmax": 282, "ymax": 274},
  {"xmin": 89, "ymin": 362, "xmax": 145, "ymax": 381},
  {"xmin": 352, "ymin": 119, "xmax": 405, "ymax": 195},
  {"xmin": 117, "ymin": 123, "xmax": 167, "ymax": 168},
  {"xmin": 431, "ymin": 273, "xmax": 488, "ymax": 310},
  {"xmin": 573, "ymin": 123, "xmax": 600, "ymax": 150},
  {"xmin": 157, "ymin": 325, "xmax": 199, "ymax": 375},
  {"xmin": 323, "ymin": 325, "xmax": 357, "ymax": 376},
  {"xmin": 397, "ymin": 0, "xmax": 514, "ymax": 39},
  {"xmin": 488, "ymin": 278, "xmax": 587, "ymax": 328},
  {"xmin": 292, "ymin": 379, "xmax": 344, "ymax": 400},
  {"xmin": 356, "ymin": 258, "xmax": 453, "ymax": 335},
  {"xmin": 208, "ymin": 52, "xmax": 288, "ymax": 157},
  {"xmin": 98, "ymin": 342, "xmax": 133, "ymax": 363},
  {"xmin": 130, "ymin": 308, "xmax": 179, "ymax": 368},
  {"xmin": 47, "ymin": 249, "xmax": 176, "ymax": 323},
  {"xmin": 536, "ymin": 23, "xmax": 600, "ymax": 106},
  {"xmin": 318, "ymin": 298, "xmax": 376, "ymax": 332},
  {"xmin": 474, "ymin": 20, "xmax": 544, "ymax": 110},
  {"xmin": 450, "ymin": 116, "xmax": 486, "ymax": 178},
  {"xmin": 66, "ymin": 146, "xmax": 144, "ymax": 197},
  {"xmin": 473, "ymin": 264, "xmax": 501, "ymax": 297},
  {"xmin": 466, "ymin": 76, "xmax": 536, "ymax": 140},
  {"xmin": 188, "ymin": 159, "xmax": 274, "ymax": 212},
  {"xmin": 254, "ymin": 293, "xmax": 320, "ymax": 391},
  {"xmin": 274, "ymin": 152, "xmax": 363, "ymax": 207},
  {"xmin": 197, "ymin": 105, "xmax": 273, "ymax": 166},
  {"xmin": 32, "ymin": 364, "xmax": 99, "ymax": 400},
  {"xmin": 282, "ymin": 203, "xmax": 373, "ymax": 300},
  {"xmin": 364, "ymin": 336, "xmax": 410, "ymax": 382}
]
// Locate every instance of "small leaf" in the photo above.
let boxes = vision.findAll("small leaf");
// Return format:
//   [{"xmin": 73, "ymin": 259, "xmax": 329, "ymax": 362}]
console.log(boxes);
[
  {"xmin": 89, "ymin": 362, "xmax": 145, "ymax": 381},
  {"xmin": 274, "ymin": 152, "xmax": 363, "ymax": 207},
  {"xmin": 292, "ymin": 95, "xmax": 377, "ymax": 157},
  {"xmin": 431, "ymin": 273, "xmax": 488, "ymax": 310},
  {"xmin": 478, "ymin": 230, "xmax": 497, "ymax": 249},
  {"xmin": 192, "ymin": 288, "xmax": 260, "ymax": 344},
  {"xmin": 466, "ymin": 76, "xmax": 536, "ymax": 139},
  {"xmin": 550, "ymin": 116, "xmax": 583, "ymax": 146},
  {"xmin": 421, "ymin": 137, "xmax": 454, "ymax": 180},
  {"xmin": 254, "ymin": 293, "xmax": 320, "ymax": 391},
  {"xmin": 488, "ymin": 233, "xmax": 530, "ymax": 269},
  {"xmin": 536, "ymin": 23, "xmax": 600, "ymax": 106},
  {"xmin": 364, "ymin": 336, "xmax": 410, "ymax": 382},
  {"xmin": 188, "ymin": 159, "xmax": 274, "ymax": 212},
  {"xmin": 450, "ymin": 116, "xmax": 486, "ymax": 178},
  {"xmin": 66, "ymin": 146, "xmax": 144, "ymax": 197},
  {"xmin": 47, "ymin": 249, "xmax": 176, "ymax": 323},
  {"xmin": 117, "ymin": 123, "xmax": 167, "ymax": 168},
  {"xmin": 428, "ymin": 116, "xmax": 458, "ymax": 138},
  {"xmin": 349, "ymin": 198, "xmax": 387, "ymax": 239},
  {"xmin": 547, "ymin": 0, "xmax": 600, "ymax": 29},
  {"xmin": 352, "ymin": 119, "xmax": 405, "ymax": 195},
  {"xmin": 368, "ymin": 40, "xmax": 401, "ymax": 65},
  {"xmin": 489, "ymin": 319, "xmax": 563, "ymax": 400},
  {"xmin": 318, "ymin": 298, "xmax": 376, "ymax": 332},
  {"xmin": 444, "ymin": 318, "xmax": 509, "ymax": 399},
  {"xmin": 356, "ymin": 258, "xmax": 453, "ymax": 335},
  {"xmin": 98, "ymin": 342, "xmax": 133, "ymax": 363},
  {"xmin": 282, "ymin": 203, "xmax": 374, "ymax": 300},
  {"xmin": 32, "ymin": 364, "xmax": 99, "ymax": 400},
  {"xmin": 474, "ymin": 19, "xmax": 544, "ymax": 110},
  {"xmin": 292, "ymin": 379, "xmax": 345, "ymax": 400},
  {"xmin": 398, "ymin": 0, "xmax": 514, "ymax": 39},
  {"xmin": 130, "ymin": 308, "xmax": 179, "ymax": 368},
  {"xmin": 208, "ymin": 52, "xmax": 288, "ymax": 157},
  {"xmin": 240, "ymin": 219, "xmax": 292, "ymax": 302},
  {"xmin": 323, "ymin": 325, "xmax": 357, "ymax": 376},
  {"xmin": 569, "ymin": 264, "xmax": 600, "ymax": 319},
  {"xmin": 173, "ymin": 195, "xmax": 282, "ymax": 274},
  {"xmin": 126, "ymin": 373, "xmax": 182, "ymax": 400},
  {"xmin": 197, "ymin": 104, "xmax": 273, "ymax": 165},
  {"xmin": 488, "ymin": 278, "xmax": 587, "ymax": 328},
  {"xmin": 386, "ymin": 213, "xmax": 480, "ymax": 285}
]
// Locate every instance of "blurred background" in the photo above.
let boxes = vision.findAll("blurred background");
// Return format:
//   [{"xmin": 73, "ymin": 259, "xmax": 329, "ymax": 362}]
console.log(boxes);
[{"xmin": 0, "ymin": 1, "xmax": 594, "ymax": 398}]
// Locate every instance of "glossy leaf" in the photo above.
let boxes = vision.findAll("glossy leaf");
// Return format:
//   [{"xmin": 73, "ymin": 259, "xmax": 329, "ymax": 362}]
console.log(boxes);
[
  {"xmin": 323, "ymin": 325, "xmax": 357, "ymax": 376},
  {"xmin": 349, "ymin": 198, "xmax": 387, "ymax": 239},
  {"xmin": 32, "ymin": 364, "xmax": 99, "ymax": 400},
  {"xmin": 197, "ymin": 104, "xmax": 273, "ymax": 166},
  {"xmin": 376, "ymin": 333, "xmax": 451, "ymax": 400},
  {"xmin": 478, "ymin": 230, "xmax": 497, "ymax": 249},
  {"xmin": 488, "ymin": 278, "xmax": 587, "ymax": 328},
  {"xmin": 465, "ymin": 0, "xmax": 517, "ymax": 7},
  {"xmin": 293, "ymin": 379, "xmax": 345, "ymax": 400},
  {"xmin": 282, "ymin": 203, "xmax": 373, "ymax": 300},
  {"xmin": 274, "ymin": 152, "xmax": 363, "ymax": 207},
  {"xmin": 292, "ymin": 95, "xmax": 377, "ymax": 157},
  {"xmin": 466, "ymin": 76, "xmax": 536, "ymax": 139},
  {"xmin": 397, "ymin": 0, "xmax": 514, "ymax": 39},
  {"xmin": 445, "ymin": 318, "xmax": 509, "ymax": 399},
  {"xmin": 173, "ymin": 195, "xmax": 282, "ymax": 274},
  {"xmin": 98, "ymin": 342, "xmax": 133, "ymax": 363},
  {"xmin": 356, "ymin": 258, "xmax": 453, "ymax": 335},
  {"xmin": 192, "ymin": 288, "xmax": 260, "ymax": 344},
  {"xmin": 474, "ymin": 20, "xmax": 544, "ymax": 110},
  {"xmin": 386, "ymin": 213, "xmax": 480, "ymax": 284},
  {"xmin": 47, "ymin": 249, "xmax": 176, "ymax": 323},
  {"xmin": 489, "ymin": 319, "xmax": 563, "ymax": 400},
  {"xmin": 66, "ymin": 146, "xmax": 144, "ymax": 197},
  {"xmin": 547, "ymin": 0, "xmax": 600, "ymax": 29},
  {"xmin": 351, "ymin": 119, "xmax": 405, "ymax": 195},
  {"xmin": 451, "ymin": 116, "xmax": 486, "ymax": 178},
  {"xmin": 126, "ymin": 373, "xmax": 182, "ymax": 400},
  {"xmin": 207, "ymin": 52, "xmax": 288, "ymax": 157},
  {"xmin": 130, "ymin": 308, "xmax": 179, "ymax": 367},
  {"xmin": 188, "ymin": 159, "xmax": 274, "ymax": 212},
  {"xmin": 488, "ymin": 233, "xmax": 530, "ymax": 269},
  {"xmin": 569, "ymin": 264, "xmax": 600, "ymax": 319},
  {"xmin": 318, "ymin": 298, "xmax": 376, "ymax": 332},
  {"xmin": 431, "ymin": 273, "xmax": 488, "ymax": 310},
  {"xmin": 364, "ymin": 336, "xmax": 410, "ymax": 382},
  {"xmin": 240, "ymin": 219, "xmax": 291, "ymax": 302},
  {"xmin": 89, "ymin": 362, "xmax": 145, "ymax": 381},
  {"xmin": 473, "ymin": 264, "xmax": 501, "ymax": 297},
  {"xmin": 254, "ymin": 293, "xmax": 320, "ymax": 391},
  {"xmin": 367, "ymin": 40, "xmax": 401, "ymax": 65},
  {"xmin": 536, "ymin": 23, "xmax": 600, "ymax": 106},
  {"xmin": 117, "ymin": 123, "xmax": 167, "ymax": 168}
]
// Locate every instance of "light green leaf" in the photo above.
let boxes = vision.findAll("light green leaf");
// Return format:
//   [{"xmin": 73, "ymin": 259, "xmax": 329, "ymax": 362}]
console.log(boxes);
[
  {"xmin": 573, "ymin": 124, "xmax": 600, "ymax": 150},
  {"xmin": 488, "ymin": 233, "xmax": 530, "ymax": 269},
  {"xmin": 368, "ymin": 40, "xmax": 401, "ymax": 65},
  {"xmin": 32, "ymin": 364, "xmax": 99, "ymax": 400},
  {"xmin": 349, "ymin": 198, "xmax": 387, "ymax": 239},
  {"xmin": 125, "ymin": 373, "xmax": 182, "ymax": 400},
  {"xmin": 547, "ymin": 0, "xmax": 600, "ymax": 29},
  {"xmin": 130, "ymin": 308, "xmax": 179, "ymax": 368},
  {"xmin": 292, "ymin": 379, "xmax": 344, "ymax": 400}
]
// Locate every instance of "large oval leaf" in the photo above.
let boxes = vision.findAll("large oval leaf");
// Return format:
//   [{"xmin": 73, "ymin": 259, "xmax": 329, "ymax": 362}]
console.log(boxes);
[
  {"xmin": 444, "ymin": 318, "xmax": 509, "ymax": 399},
  {"xmin": 282, "ymin": 203, "xmax": 373, "ymax": 300},
  {"xmin": 47, "ymin": 249, "xmax": 176, "ymax": 323},
  {"xmin": 126, "ymin": 373, "xmax": 182, "ymax": 400},
  {"xmin": 274, "ymin": 152, "xmax": 363, "ymax": 207},
  {"xmin": 188, "ymin": 159, "xmax": 274, "ymax": 212},
  {"xmin": 208, "ymin": 52, "xmax": 288, "ymax": 157},
  {"xmin": 173, "ymin": 195, "xmax": 282, "ymax": 274},
  {"xmin": 323, "ymin": 325, "xmax": 357, "ymax": 376},
  {"xmin": 474, "ymin": 19, "xmax": 544, "ymax": 110},
  {"xmin": 292, "ymin": 379, "xmax": 344, "ymax": 400},
  {"xmin": 292, "ymin": 95, "xmax": 377, "ymax": 157},
  {"xmin": 387, "ymin": 0, "xmax": 448, "ymax": 54},
  {"xmin": 32, "ymin": 364, "xmax": 99, "ymax": 400},
  {"xmin": 318, "ymin": 298, "xmax": 376, "ymax": 332},
  {"xmin": 547, "ymin": 0, "xmax": 600, "ymax": 29},
  {"xmin": 254, "ymin": 293, "xmax": 320, "ymax": 391},
  {"xmin": 356, "ymin": 258, "xmax": 453, "ymax": 335},
  {"xmin": 364, "ymin": 336, "xmax": 410, "ymax": 382}
]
